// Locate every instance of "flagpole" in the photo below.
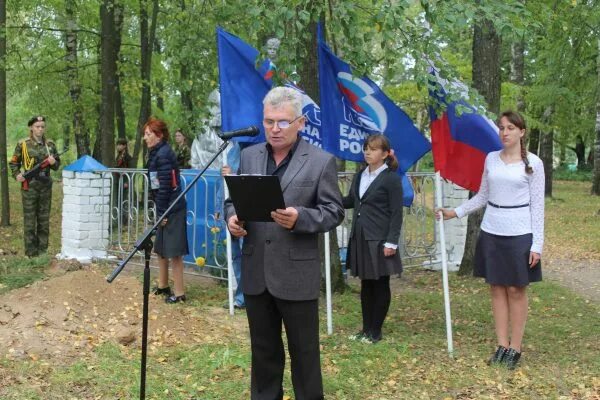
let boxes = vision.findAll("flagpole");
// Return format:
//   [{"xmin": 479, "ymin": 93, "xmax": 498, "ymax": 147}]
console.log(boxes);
[
  {"xmin": 435, "ymin": 172, "xmax": 454, "ymax": 356},
  {"xmin": 223, "ymin": 147, "xmax": 235, "ymax": 316},
  {"xmin": 324, "ymin": 231, "xmax": 333, "ymax": 335}
]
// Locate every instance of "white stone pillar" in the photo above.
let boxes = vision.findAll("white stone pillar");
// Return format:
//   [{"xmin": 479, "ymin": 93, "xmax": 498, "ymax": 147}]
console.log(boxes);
[
  {"xmin": 59, "ymin": 170, "xmax": 111, "ymax": 263},
  {"xmin": 442, "ymin": 181, "xmax": 469, "ymax": 269}
]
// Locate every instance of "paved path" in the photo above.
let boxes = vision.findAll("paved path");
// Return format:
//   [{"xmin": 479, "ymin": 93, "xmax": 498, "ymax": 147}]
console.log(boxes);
[{"xmin": 544, "ymin": 258, "xmax": 600, "ymax": 303}]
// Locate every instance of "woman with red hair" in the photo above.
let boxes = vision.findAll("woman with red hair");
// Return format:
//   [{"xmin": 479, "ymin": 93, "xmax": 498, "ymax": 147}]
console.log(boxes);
[{"xmin": 143, "ymin": 117, "xmax": 189, "ymax": 303}]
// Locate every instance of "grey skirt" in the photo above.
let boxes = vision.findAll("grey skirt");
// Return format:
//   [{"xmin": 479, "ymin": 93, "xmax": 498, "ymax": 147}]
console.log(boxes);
[
  {"xmin": 346, "ymin": 223, "xmax": 403, "ymax": 280},
  {"xmin": 474, "ymin": 230, "xmax": 542, "ymax": 287},
  {"xmin": 154, "ymin": 207, "xmax": 189, "ymax": 259}
]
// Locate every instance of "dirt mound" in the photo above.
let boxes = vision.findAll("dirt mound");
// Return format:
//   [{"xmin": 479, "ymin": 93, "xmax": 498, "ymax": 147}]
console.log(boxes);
[{"xmin": 0, "ymin": 265, "xmax": 248, "ymax": 363}]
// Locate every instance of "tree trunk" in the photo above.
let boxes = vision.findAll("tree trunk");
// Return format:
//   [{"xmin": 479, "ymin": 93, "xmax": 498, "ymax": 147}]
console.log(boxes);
[
  {"xmin": 114, "ymin": 3, "xmax": 126, "ymax": 141},
  {"xmin": 98, "ymin": 0, "xmax": 118, "ymax": 167},
  {"xmin": 559, "ymin": 142, "xmax": 566, "ymax": 168},
  {"xmin": 540, "ymin": 129, "xmax": 554, "ymax": 197},
  {"xmin": 297, "ymin": 11, "xmax": 344, "ymax": 293},
  {"xmin": 528, "ymin": 128, "xmax": 540, "ymax": 155},
  {"xmin": 66, "ymin": 0, "xmax": 90, "ymax": 158},
  {"xmin": 0, "ymin": 0, "xmax": 9, "ymax": 226},
  {"xmin": 472, "ymin": 17, "xmax": 501, "ymax": 115},
  {"xmin": 92, "ymin": 42, "xmax": 102, "ymax": 160},
  {"xmin": 177, "ymin": 0, "xmax": 194, "ymax": 133},
  {"xmin": 115, "ymin": 76, "xmax": 126, "ymax": 139},
  {"xmin": 63, "ymin": 123, "xmax": 71, "ymax": 152},
  {"xmin": 154, "ymin": 38, "xmax": 164, "ymax": 112},
  {"xmin": 297, "ymin": 17, "xmax": 319, "ymax": 103},
  {"xmin": 180, "ymin": 63, "xmax": 195, "ymax": 133},
  {"xmin": 132, "ymin": 0, "xmax": 159, "ymax": 166},
  {"xmin": 592, "ymin": 38, "xmax": 600, "ymax": 195},
  {"xmin": 510, "ymin": 38, "xmax": 525, "ymax": 112},
  {"xmin": 574, "ymin": 135, "xmax": 586, "ymax": 169},
  {"xmin": 459, "ymin": 8, "xmax": 501, "ymax": 276}
]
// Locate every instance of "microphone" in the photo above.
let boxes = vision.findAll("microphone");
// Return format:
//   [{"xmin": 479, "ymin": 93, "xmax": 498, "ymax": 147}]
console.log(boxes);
[{"xmin": 219, "ymin": 126, "xmax": 260, "ymax": 140}]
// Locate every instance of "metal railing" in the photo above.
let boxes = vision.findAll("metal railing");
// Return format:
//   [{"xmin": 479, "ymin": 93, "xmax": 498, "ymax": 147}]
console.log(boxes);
[
  {"xmin": 337, "ymin": 171, "xmax": 438, "ymax": 269},
  {"xmin": 92, "ymin": 169, "xmax": 439, "ymax": 278}
]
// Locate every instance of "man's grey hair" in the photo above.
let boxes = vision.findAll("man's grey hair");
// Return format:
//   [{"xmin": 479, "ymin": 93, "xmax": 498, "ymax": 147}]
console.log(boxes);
[{"xmin": 263, "ymin": 86, "xmax": 303, "ymax": 117}]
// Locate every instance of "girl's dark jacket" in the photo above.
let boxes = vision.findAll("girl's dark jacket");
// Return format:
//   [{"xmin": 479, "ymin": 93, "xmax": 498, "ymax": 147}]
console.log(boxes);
[
  {"xmin": 342, "ymin": 168, "xmax": 403, "ymax": 244},
  {"xmin": 147, "ymin": 140, "xmax": 186, "ymax": 217}
]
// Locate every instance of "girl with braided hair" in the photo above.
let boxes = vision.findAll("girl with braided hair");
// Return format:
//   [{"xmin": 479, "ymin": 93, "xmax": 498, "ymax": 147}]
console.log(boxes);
[{"xmin": 437, "ymin": 111, "xmax": 545, "ymax": 369}]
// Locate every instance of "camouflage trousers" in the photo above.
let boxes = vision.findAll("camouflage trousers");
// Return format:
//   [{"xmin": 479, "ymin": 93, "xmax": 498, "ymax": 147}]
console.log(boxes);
[{"xmin": 21, "ymin": 180, "xmax": 52, "ymax": 257}]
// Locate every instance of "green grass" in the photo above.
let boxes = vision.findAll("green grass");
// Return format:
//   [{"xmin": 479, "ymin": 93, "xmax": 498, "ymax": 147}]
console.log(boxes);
[
  {"xmin": 0, "ymin": 178, "xmax": 63, "ymax": 256},
  {"xmin": 545, "ymin": 180, "xmax": 600, "ymax": 260},
  {"xmin": 0, "ymin": 176, "xmax": 599, "ymax": 399},
  {"xmin": 552, "ymin": 167, "xmax": 593, "ymax": 182},
  {"xmin": 0, "ymin": 255, "xmax": 50, "ymax": 294},
  {"xmin": 1, "ymin": 270, "xmax": 599, "ymax": 399},
  {"xmin": 0, "ymin": 178, "xmax": 63, "ymax": 294}
]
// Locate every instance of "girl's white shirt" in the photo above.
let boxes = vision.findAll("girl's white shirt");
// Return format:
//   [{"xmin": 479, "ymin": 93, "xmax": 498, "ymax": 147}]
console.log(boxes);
[{"xmin": 455, "ymin": 151, "xmax": 545, "ymax": 254}]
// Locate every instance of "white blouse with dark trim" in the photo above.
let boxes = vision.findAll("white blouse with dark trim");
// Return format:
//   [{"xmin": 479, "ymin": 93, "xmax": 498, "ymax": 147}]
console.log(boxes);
[{"xmin": 455, "ymin": 151, "xmax": 545, "ymax": 254}]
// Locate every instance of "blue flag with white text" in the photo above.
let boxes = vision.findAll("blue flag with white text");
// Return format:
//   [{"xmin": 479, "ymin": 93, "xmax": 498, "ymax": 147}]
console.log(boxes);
[
  {"xmin": 317, "ymin": 34, "xmax": 431, "ymax": 205},
  {"xmin": 318, "ymin": 39, "xmax": 430, "ymax": 172}
]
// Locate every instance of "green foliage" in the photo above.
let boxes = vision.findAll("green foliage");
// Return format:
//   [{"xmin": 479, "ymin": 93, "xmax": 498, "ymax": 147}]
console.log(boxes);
[
  {"xmin": 2, "ymin": 0, "xmax": 599, "ymax": 171},
  {"xmin": 553, "ymin": 166, "xmax": 594, "ymax": 182},
  {"xmin": 517, "ymin": 0, "xmax": 598, "ymax": 149}
]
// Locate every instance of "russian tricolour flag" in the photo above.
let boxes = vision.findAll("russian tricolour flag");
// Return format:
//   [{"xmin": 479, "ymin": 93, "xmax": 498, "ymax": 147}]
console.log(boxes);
[{"xmin": 428, "ymin": 66, "xmax": 502, "ymax": 192}]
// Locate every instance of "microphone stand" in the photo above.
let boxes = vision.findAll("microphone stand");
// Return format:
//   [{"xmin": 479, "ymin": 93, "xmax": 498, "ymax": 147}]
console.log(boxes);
[{"xmin": 107, "ymin": 139, "xmax": 231, "ymax": 400}]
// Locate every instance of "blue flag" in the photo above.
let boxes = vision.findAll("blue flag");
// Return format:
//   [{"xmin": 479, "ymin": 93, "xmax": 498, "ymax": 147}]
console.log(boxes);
[
  {"xmin": 217, "ymin": 27, "xmax": 322, "ymax": 146},
  {"xmin": 317, "ymin": 33, "xmax": 431, "ymax": 205},
  {"xmin": 217, "ymin": 27, "xmax": 268, "ymax": 143}
]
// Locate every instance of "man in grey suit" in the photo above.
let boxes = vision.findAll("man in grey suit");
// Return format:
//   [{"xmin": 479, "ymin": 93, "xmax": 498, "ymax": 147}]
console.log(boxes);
[{"xmin": 225, "ymin": 86, "xmax": 344, "ymax": 400}]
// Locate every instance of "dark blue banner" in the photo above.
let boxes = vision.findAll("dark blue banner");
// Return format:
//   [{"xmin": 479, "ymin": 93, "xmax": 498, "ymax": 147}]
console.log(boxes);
[
  {"xmin": 317, "ymin": 38, "xmax": 431, "ymax": 174},
  {"xmin": 217, "ymin": 27, "xmax": 322, "ymax": 146}
]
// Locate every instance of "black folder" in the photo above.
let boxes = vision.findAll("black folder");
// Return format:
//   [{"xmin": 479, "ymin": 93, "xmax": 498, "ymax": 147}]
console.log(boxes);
[{"xmin": 224, "ymin": 175, "xmax": 285, "ymax": 222}]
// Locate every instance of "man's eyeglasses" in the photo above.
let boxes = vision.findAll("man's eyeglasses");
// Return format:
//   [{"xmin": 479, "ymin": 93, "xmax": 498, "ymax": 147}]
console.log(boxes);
[{"xmin": 263, "ymin": 114, "xmax": 304, "ymax": 129}]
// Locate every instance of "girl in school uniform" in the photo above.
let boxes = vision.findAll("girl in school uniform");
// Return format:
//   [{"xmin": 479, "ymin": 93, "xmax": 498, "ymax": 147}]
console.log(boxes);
[
  {"xmin": 343, "ymin": 134, "xmax": 404, "ymax": 344},
  {"xmin": 437, "ymin": 110, "xmax": 545, "ymax": 369}
]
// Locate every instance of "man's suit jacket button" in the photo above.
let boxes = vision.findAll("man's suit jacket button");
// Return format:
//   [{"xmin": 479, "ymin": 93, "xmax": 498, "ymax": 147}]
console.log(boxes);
[{"xmin": 266, "ymin": 240, "xmax": 271, "ymax": 244}]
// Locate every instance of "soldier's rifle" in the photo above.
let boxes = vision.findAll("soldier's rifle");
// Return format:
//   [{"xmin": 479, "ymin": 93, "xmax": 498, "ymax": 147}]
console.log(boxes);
[{"xmin": 22, "ymin": 147, "xmax": 69, "ymax": 190}]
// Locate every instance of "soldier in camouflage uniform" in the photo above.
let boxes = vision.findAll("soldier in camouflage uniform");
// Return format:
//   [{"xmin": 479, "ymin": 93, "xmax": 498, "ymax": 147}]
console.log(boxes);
[
  {"xmin": 174, "ymin": 129, "xmax": 191, "ymax": 169},
  {"xmin": 9, "ymin": 116, "xmax": 61, "ymax": 257},
  {"xmin": 115, "ymin": 137, "xmax": 132, "ymax": 168}
]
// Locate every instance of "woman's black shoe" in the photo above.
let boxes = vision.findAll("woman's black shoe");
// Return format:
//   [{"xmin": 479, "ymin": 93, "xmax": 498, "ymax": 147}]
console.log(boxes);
[
  {"xmin": 503, "ymin": 348, "xmax": 521, "ymax": 370},
  {"xmin": 348, "ymin": 331, "xmax": 368, "ymax": 341},
  {"xmin": 165, "ymin": 294, "xmax": 186, "ymax": 304},
  {"xmin": 367, "ymin": 332, "xmax": 383, "ymax": 344},
  {"xmin": 488, "ymin": 345, "xmax": 508, "ymax": 365},
  {"xmin": 152, "ymin": 286, "xmax": 172, "ymax": 296}
]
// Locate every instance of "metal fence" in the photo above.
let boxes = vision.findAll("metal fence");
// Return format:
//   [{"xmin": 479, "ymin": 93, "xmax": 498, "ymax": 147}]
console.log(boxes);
[
  {"xmin": 337, "ymin": 171, "xmax": 438, "ymax": 269},
  {"xmin": 94, "ymin": 169, "xmax": 439, "ymax": 278}
]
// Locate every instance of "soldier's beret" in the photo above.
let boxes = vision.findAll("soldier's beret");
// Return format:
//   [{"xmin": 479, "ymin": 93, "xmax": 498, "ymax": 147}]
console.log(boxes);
[{"xmin": 27, "ymin": 115, "xmax": 45, "ymax": 127}]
